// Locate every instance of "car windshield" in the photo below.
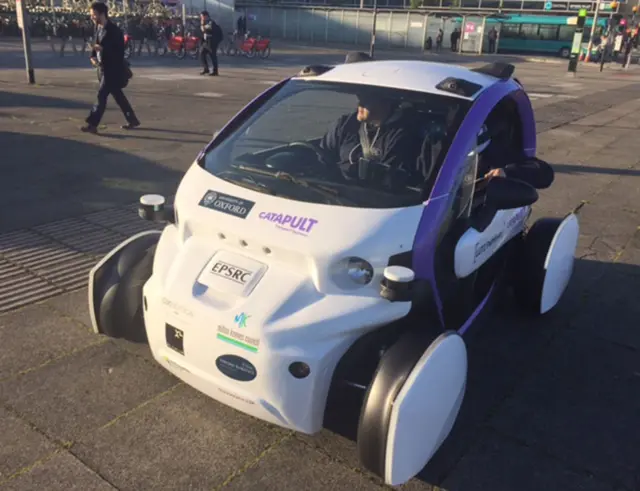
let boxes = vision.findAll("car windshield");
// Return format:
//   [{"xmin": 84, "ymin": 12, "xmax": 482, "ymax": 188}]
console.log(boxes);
[{"xmin": 200, "ymin": 79, "xmax": 471, "ymax": 209}]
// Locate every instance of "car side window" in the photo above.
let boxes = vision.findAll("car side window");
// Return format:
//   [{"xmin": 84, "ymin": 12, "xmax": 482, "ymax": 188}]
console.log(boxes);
[{"xmin": 451, "ymin": 143, "xmax": 479, "ymax": 221}]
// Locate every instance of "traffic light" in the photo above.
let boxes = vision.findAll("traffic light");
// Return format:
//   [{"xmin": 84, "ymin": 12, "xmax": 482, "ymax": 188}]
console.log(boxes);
[
  {"xmin": 633, "ymin": 5, "xmax": 638, "ymax": 13},
  {"xmin": 610, "ymin": 1, "xmax": 618, "ymax": 8}
]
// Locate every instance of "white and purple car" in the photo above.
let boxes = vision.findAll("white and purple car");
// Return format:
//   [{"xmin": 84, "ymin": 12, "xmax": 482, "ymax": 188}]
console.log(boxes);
[{"xmin": 88, "ymin": 59, "xmax": 579, "ymax": 487}]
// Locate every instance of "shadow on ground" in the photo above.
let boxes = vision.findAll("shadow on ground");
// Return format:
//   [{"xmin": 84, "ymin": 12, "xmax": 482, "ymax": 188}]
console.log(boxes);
[
  {"xmin": 0, "ymin": 130, "xmax": 183, "ymax": 233},
  {"xmin": 0, "ymin": 89, "xmax": 87, "ymax": 109},
  {"xmin": 554, "ymin": 162, "xmax": 640, "ymax": 177},
  {"xmin": 322, "ymin": 257, "xmax": 639, "ymax": 491}
]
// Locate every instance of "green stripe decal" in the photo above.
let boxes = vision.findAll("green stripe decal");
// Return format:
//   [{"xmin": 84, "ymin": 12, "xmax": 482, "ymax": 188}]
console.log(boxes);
[{"xmin": 216, "ymin": 333, "xmax": 258, "ymax": 353}]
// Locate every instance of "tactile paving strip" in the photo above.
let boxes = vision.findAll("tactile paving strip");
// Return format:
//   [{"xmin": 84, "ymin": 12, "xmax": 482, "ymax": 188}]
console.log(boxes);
[{"xmin": 0, "ymin": 200, "xmax": 169, "ymax": 315}]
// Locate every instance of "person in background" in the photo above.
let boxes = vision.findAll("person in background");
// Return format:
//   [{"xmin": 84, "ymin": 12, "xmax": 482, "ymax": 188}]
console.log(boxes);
[
  {"xmin": 199, "ymin": 11, "xmax": 223, "ymax": 76},
  {"xmin": 436, "ymin": 28, "xmax": 443, "ymax": 51},
  {"xmin": 488, "ymin": 27, "xmax": 497, "ymax": 53},
  {"xmin": 236, "ymin": 15, "xmax": 245, "ymax": 37},
  {"xmin": 82, "ymin": 1, "xmax": 139, "ymax": 134}
]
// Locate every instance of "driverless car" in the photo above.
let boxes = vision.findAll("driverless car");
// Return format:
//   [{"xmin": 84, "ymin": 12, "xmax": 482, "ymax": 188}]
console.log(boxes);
[{"xmin": 88, "ymin": 59, "xmax": 579, "ymax": 487}]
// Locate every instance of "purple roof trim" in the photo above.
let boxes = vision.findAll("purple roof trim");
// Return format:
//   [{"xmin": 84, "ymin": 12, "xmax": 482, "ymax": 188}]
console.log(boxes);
[
  {"xmin": 411, "ymin": 79, "xmax": 527, "ymax": 328},
  {"xmin": 511, "ymin": 88, "xmax": 537, "ymax": 158}
]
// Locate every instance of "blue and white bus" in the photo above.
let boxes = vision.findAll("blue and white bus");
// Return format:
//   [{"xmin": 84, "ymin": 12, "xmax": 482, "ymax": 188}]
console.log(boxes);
[{"xmin": 489, "ymin": 14, "xmax": 607, "ymax": 57}]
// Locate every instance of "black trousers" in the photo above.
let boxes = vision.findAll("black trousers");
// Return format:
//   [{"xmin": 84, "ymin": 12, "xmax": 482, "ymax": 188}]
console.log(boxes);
[
  {"xmin": 200, "ymin": 41, "xmax": 219, "ymax": 73},
  {"xmin": 86, "ymin": 75, "xmax": 137, "ymax": 127}
]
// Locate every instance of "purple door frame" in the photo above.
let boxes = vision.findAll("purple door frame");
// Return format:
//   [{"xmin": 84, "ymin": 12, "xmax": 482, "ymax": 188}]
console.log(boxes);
[{"xmin": 411, "ymin": 80, "xmax": 537, "ymax": 329}]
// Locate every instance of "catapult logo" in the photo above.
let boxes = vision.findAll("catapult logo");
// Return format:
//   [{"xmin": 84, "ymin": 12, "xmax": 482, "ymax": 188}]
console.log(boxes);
[
  {"xmin": 258, "ymin": 212, "xmax": 319, "ymax": 236},
  {"xmin": 199, "ymin": 190, "xmax": 255, "ymax": 219}
]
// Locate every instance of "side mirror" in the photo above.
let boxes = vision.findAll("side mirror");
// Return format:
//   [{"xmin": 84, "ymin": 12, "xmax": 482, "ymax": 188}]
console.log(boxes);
[
  {"xmin": 484, "ymin": 177, "xmax": 538, "ymax": 210},
  {"xmin": 138, "ymin": 194, "xmax": 175, "ymax": 223}
]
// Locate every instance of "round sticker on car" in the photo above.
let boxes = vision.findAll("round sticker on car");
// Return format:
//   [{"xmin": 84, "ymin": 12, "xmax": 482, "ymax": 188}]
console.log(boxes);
[{"xmin": 215, "ymin": 354, "xmax": 257, "ymax": 382}]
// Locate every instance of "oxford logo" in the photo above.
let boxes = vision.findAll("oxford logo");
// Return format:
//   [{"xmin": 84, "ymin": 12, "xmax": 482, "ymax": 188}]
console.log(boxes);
[{"xmin": 203, "ymin": 192, "xmax": 217, "ymax": 206}]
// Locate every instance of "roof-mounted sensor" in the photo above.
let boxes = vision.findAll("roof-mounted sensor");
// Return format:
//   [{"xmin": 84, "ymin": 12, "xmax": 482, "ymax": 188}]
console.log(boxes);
[
  {"xmin": 296, "ymin": 65, "xmax": 334, "ymax": 77},
  {"xmin": 435, "ymin": 77, "xmax": 483, "ymax": 98},
  {"xmin": 472, "ymin": 62, "xmax": 515, "ymax": 80}
]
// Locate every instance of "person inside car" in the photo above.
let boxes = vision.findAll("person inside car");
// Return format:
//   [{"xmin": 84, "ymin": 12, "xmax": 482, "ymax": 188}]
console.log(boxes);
[{"xmin": 318, "ymin": 92, "xmax": 420, "ymax": 189}]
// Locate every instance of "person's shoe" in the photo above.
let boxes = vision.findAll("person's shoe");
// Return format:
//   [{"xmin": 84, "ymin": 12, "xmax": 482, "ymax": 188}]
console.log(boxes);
[
  {"xmin": 81, "ymin": 124, "xmax": 98, "ymax": 134},
  {"xmin": 121, "ymin": 120, "xmax": 141, "ymax": 130},
  {"xmin": 200, "ymin": 69, "xmax": 210, "ymax": 75},
  {"xmin": 210, "ymin": 71, "xmax": 219, "ymax": 76}
]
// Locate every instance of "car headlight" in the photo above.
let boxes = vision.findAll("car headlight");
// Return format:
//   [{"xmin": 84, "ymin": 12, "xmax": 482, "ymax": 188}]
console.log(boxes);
[
  {"xmin": 331, "ymin": 256, "xmax": 374, "ymax": 289},
  {"xmin": 346, "ymin": 257, "xmax": 374, "ymax": 285}
]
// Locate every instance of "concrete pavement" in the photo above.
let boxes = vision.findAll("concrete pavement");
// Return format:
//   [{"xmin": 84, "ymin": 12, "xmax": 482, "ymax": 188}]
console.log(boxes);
[{"xmin": 1, "ymin": 44, "xmax": 639, "ymax": 491}]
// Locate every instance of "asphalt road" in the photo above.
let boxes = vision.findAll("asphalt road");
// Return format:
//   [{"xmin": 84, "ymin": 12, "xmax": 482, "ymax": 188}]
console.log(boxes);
[{"xmin": 1, "ymin": 40, "xmax": 639, "ymax": 491}]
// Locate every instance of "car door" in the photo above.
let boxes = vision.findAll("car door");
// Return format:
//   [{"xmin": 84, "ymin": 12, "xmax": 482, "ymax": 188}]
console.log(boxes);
[{"xmin": 431, "ymin": 138, "xmax": 482, "ymax": 331}]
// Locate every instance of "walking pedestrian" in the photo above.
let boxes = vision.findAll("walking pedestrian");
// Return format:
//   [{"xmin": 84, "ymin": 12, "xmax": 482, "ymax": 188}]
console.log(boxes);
[
  {"xmin": 82, "ymin": 2, "xmax": 139, "ymax": 134},
  {"xmin": 199, "ymin": 11, "xmax": 223, "ymax": 76},
  {"xmin": 488, "ymin": 27, "xmax": 497, "ymax": 54}
]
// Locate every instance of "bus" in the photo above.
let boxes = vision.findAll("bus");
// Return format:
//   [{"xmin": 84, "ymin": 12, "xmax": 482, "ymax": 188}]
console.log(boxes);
[{"xmin": 486, "ymin": 14, "xmax": 607, "ymax": 57}]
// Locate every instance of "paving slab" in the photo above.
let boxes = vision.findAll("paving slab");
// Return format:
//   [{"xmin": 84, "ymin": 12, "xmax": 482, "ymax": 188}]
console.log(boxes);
[
  {"xmin": 489, "ymin": 331, "xmax": 640, "ymax": 490},
  {"xmin": 0, "ymin": 303, "xmax": 98, "ymax": 380},
  {"xmin": 0, "ymin": 406, "xmax": 58, "ymax": 481},
  {"xmin": 0, "ymin": 451, "xmax": 117, "ymax": 491},
  {"xmin": 0, "ymin": 341, "xmax": 179, "ymax": 443},
  {"xmin": 71, "ymin": 384, "xmax": 286, "ymax": 491},
  {"xmin": 223, "ymin": 436, "xmax": 416, "ymax": 491},
  {"xmin": 441, "ymin": 431, "xmax": 615, "ymax": 491}
]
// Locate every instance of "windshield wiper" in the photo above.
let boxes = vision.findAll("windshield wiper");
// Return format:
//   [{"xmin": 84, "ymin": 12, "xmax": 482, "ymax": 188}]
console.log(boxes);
[
  {"xmin": 215, "ymin": 170, "xmax": 278, "ymax": 196},
  {"xmin": 235, "ymin": 165, "xmax": 346, "ymax": 205}
]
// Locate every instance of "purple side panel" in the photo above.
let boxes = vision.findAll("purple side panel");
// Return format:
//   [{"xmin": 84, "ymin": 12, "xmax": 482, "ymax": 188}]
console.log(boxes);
[
  {"xmin": 412, "ymin": 80, "xmax": 521, "ymax": 328},
  {"xmin": 458, "ymin": 283, "xmax": 495, "ymax": 335}
]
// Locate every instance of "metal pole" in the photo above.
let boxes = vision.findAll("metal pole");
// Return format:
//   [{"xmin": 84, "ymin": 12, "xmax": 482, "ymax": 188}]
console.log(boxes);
[
  {"xmin": 182, "ymin": 4, "xmax": 186, "ymax": 28},
  {"xmin": 585, "ymin": 0, "xmax": 601, "ymax": 62},
  {"xmin": 50, "ymin": 0, "xmax": 57, "ymax": 36},
  {"xmin": 17, "ymin": 0, "xmax": 35, "ymax": 84},
  {"xmin": 369, "ymin": 0, "xmax": 377, "ymax": 57}
]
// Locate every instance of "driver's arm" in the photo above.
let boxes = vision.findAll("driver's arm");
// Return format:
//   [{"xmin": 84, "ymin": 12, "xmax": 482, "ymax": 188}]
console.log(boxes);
[
  {"xmin": 485, "ymin": 157, "xmax": 554, "ymax": 189},
  {"xmin": 319, "ymin": 114, "xmax": 351, "ymax": 163}
]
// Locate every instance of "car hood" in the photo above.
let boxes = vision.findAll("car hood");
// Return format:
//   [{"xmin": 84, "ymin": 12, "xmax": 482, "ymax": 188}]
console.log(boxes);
[{"xmin": 170, "ymin": 163, "xmax": 425, "ymax": 295}]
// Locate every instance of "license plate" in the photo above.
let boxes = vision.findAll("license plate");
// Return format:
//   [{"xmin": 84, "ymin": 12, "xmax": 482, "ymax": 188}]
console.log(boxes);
[{"xmin": 166, "ymin": 324, "xmax": 184, "ymax": 355}]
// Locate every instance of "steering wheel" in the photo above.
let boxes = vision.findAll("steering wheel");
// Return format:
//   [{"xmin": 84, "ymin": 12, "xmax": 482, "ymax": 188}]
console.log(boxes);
[{"xmin": 288, "ymin": 141, "xmax": 330, "ymax": 166}]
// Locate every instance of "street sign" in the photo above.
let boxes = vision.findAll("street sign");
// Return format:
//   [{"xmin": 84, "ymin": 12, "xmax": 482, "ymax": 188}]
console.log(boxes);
[
  {"xmin": 568, "ymin": 8, "xmax": 587, "ymax": 74},
  {"xmin": 544, "ymin": 1, "xmax": 553, "ymax": 10}
]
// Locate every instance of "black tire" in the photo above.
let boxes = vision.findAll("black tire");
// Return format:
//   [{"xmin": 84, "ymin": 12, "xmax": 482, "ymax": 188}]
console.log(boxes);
[
  {"xmin": 259, "ymin": 45, "xmax": 271, "ymax": 59},
  {"xmin": 356, "ymin": 329, "xmax": 434, "ymax": 479},
  {"xmin": 109, "ymin": 244, "xmax": 156, "ymax": 343},
  {"xmin": 512, "ymin": 218, "xmax": 563, "ymax": 317},
  {"xmin": 176, "ymin": 46, "xmax": 186, "ymax": 59}
]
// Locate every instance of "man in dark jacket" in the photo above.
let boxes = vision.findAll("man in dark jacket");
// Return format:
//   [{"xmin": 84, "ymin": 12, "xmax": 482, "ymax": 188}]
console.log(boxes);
[
  {"xmin": 200, "ymin": 11, "xmax": 223, "ymax": 76},
  {"xmin": 82, "ymin": 2, "xmax": 139, "ymax": 134},
  {"xmin": 319, "ymin": 93, "xmax": 419, "ymax": 189}
]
